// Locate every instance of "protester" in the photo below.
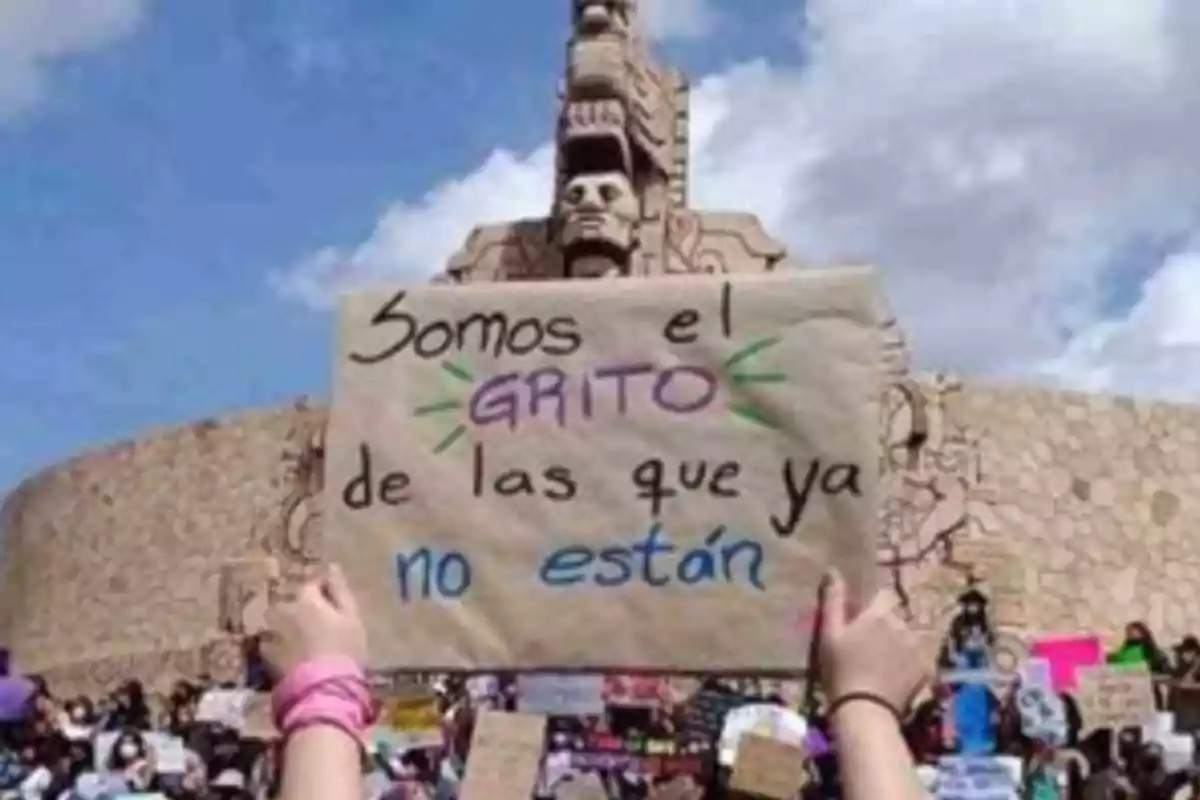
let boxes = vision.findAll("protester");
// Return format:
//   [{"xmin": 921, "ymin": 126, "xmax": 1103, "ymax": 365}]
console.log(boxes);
[{"xmin": 2, "ymin": 568, "xmax": 1199, "ymax": 800}]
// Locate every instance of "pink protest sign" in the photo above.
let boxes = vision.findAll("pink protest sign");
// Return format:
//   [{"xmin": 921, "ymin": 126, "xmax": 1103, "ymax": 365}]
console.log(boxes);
[{"xmin": 1030, "ymin": 634, "xmax": 1103, "ymax": 692}]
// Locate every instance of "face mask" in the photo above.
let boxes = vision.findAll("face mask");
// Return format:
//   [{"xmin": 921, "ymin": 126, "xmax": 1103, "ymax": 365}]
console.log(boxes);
[{"xmin": 118, "ymin": 743, "xmax": 139, "ymax": 760}]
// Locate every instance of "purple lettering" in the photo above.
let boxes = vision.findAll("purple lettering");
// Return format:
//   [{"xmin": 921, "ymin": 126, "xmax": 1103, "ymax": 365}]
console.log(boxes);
[
  {"xmin": 652, "ymin": 366, "xmax": 718, "ymax": 413},
  {"xmin": 525, "ymin": 366, "xmax": 567, "ymax": 426},
  {"xmin": 592, "ymin": 362, "xmax": 655, "ymax": 414},
  {"xmin": 469, "ymin": 372, "xmax": 521, "ymax": 429}
]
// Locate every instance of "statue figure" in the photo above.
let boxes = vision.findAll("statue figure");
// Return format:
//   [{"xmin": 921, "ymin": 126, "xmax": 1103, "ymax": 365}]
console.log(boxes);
[{"xmin": 441, "ymin": 0, "xmax": 788, "ymax": 283}]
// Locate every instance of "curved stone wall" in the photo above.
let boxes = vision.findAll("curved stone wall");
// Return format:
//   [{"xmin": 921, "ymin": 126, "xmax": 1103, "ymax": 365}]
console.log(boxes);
[
  {"xmin": 2, "ymin": 376, "xmax": 1199, "ymax": 694},
  {"xmin": 0, "ymin": 399, "xmax": 326, "ymax": 693}
]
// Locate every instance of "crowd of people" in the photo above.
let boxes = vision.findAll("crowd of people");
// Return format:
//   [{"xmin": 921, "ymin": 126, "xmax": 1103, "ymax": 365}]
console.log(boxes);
[{"xmin": 1, "ymin": 573, "xmax": 1197, "ymax": 799}]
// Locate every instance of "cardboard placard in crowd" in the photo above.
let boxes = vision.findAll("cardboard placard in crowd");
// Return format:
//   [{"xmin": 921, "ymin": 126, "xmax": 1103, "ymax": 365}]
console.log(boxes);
[
  {"xmin": 516, "ymin": 673, "xmax": 605, "ymax": 716},
  {"xmin": 728, "ymin": 733, "xmax": 807, "ymax": 799},
  {"xmin": 328, "ymin": 270, "xmax": 883, "ymax": 671},
  {"xmin": 458, "ymin": 710, "xmax": 547, "ymax": 800},
  {"xmin": 1076, "ymin": 664, "xmax": 1156, "ymax": 732}
]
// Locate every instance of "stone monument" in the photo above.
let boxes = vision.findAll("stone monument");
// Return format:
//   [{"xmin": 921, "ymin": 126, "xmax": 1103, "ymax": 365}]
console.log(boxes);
[{"xmin": 441, "ymin": 0, "xmax": 789, "ymax": 283}]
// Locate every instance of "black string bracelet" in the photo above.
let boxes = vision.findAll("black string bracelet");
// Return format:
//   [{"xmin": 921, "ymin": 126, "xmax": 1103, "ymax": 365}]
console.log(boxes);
[{"xmin": 827, "ymin": 692, "xmax": 906, "ymax": 727}]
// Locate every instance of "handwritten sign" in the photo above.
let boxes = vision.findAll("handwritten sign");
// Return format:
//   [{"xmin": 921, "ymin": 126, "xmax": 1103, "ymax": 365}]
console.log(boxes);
[
  {"xmin": 458, "ymin": 710, "xmax": 546, "ymax": 800},
  {"xmin": 729, "ymin": 734, "xmax": 807, "ymax": 799},
  {"xmin": 1076, "ymin": 665, "xmax": 1156, "ymax": 732},
  {"xmin": 328, "ymin": 270, "xmax": 883, "ymax": 671}
]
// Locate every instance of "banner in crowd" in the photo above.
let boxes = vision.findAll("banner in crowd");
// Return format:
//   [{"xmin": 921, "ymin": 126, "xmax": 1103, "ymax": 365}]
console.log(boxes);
[{"xmin": 328, "ymin": 270, "xmax": 883, "ymax": 671}]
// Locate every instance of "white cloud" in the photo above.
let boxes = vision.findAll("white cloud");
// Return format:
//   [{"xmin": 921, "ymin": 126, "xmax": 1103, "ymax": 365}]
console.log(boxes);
[
  {"xmin": 1042, "ymin": 247, "xmax": 1200, "ymax": 400},
  {"xmin": 639, "ymin": 0, "xmax": 718, "ymax": 41},
  {"xmin": 275, "ymin": 0, "xmax": 1200, "ymax": 399},
  {"xmin": 0, "ymin": 0, "xmax": 148, "ymax": 119}
]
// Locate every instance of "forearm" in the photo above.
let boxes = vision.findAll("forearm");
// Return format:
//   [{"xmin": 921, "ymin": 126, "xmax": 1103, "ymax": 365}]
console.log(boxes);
[
  {"xmin": 280, "ymin": 725, "xmax": 362, "ymax": 800},
  {"xmin": 832, "ymin": 702, "xmax": 925, "ymax": 800}
]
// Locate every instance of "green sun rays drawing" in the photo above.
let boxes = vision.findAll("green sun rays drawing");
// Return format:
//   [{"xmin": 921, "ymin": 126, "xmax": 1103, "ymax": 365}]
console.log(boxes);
[
  {"xmin": 412, "ymin": 360, "xmax": 475, "ymax": 454},
  {"xmin": 721, "ymin": 336, "xmax": 786, "ymax": 430},
  {"xmin": 412, "ymin": 336, "xmax": 787, "ymax": 452}
]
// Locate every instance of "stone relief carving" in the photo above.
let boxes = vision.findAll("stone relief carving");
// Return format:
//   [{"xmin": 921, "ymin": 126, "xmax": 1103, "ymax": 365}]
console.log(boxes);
[
  {"xmin": 441, "ymin": 220, "xmax": 561, "ymax": 283},
  {"xmin": 218, "ymin": 557, "xmax": 279, "ymax": 636},
  {"xmin": 270, "ymin": 406, "xmax": 328, "ymax": 576},
  {"xmin": 879, "ymin": 372, "xmax": 1008, "ymax": 629},
  {"xmin": 664, "ymin": 211, "xmax": 787, "ymax": 274}
]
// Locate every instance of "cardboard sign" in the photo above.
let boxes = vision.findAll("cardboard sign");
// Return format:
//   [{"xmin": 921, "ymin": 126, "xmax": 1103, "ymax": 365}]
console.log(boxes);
[
  {"xmin": 728, "ymin": 734, "xmax": 807, "ymax": 799},
  {"xmin": 1076, "ymin": 665, "xmax": 1156, "ymax": 732},
  {"xmin": 328, "ymin": 270, "xmax": 882, "ymax": 671},
  {"xmin": 458, "ymin": 710, "xmax": 547, "ymax": 800}
]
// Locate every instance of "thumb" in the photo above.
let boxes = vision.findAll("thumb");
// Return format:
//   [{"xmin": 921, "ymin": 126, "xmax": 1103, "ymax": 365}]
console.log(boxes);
[
  {"xmin": 322, "ymin": 563, "xmax": 359, "ymax": 615},
  {"xmin": 819, "ymin": 570, "xmax": 847, "ymax": 640}
]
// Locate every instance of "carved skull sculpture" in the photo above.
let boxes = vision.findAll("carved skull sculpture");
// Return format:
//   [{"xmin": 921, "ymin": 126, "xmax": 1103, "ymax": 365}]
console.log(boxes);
[{"xmin": 557, "ymin": 171, "xmax": 639, "ymax": 254}]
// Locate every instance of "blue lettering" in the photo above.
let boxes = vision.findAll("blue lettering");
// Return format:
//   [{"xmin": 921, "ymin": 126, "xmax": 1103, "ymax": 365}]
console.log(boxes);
[
  {"xmin": 395, "ymin": 548, "xmax": 472, "ymax": 601},
  {"xmin": 677, "ymin": 544, "xmax": 716, "ymax": 584},
  {"xmin": 539, "ymin": 546, "xmax": 593, "ymax": 586},
  {"xmin": 630, "ymin": 522, "xmax": 674, "ymax": 586},
  {"xmin": 595, "ymin": 546, "xmax": 633, "ymax": 586},
  {"xmin": 536, "ymin": 525, "xmax": 766, "ymax": 591},
  {"xmin": 717, "ymin": 528, "xmax": 765, "ymax": 590},
  {"xmin": 436, "ymin": 553, "xmax": 471, "ymax": 597}
]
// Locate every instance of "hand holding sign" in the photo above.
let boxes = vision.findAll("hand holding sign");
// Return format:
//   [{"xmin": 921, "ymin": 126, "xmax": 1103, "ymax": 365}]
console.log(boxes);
[
  {"xmin": 818, "ymin": 571, "xmax": 931, "ymax": 714},
  {"xmin": 330, "ymin": 270, "xmax": 884, "ymax": 671},
  {"xmin": 261, "ymin": 564, "xmax": 367, "ymax": 678}
]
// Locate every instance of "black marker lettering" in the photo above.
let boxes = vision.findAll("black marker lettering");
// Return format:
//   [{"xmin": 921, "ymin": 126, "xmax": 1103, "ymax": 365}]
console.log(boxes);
[
  {"xmin": 663, "ymin": 308, "xmax": 700, "ymax": 344},
  {"xmin": 347, "ymin": 290, "xmax": 416, "ymax": 364}
]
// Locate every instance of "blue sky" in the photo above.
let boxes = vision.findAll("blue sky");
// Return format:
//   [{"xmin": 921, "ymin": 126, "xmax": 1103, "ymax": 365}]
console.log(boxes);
[
  {"xmin": 0, "ymin": 0, "xmax": 802, "ymax": 491},
  {"xmin": 4, "ymin": 0, "xmax": 1200, "ymax": 494}
]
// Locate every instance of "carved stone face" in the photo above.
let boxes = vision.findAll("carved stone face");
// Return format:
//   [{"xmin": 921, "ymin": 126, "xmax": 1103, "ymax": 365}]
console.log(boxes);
[
  {"xmin": 558, "ymin": 171, "xmax": 638, "ymax": 252},
  {"xmin": 575, "ymin": 0, "xmax": 630, "ymax": 33}
]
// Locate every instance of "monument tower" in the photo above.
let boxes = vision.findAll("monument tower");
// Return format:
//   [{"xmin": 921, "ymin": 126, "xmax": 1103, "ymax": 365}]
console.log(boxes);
[{"xmin": 440, "ymin": 0, "xmax": 791, "ymax": 282}]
